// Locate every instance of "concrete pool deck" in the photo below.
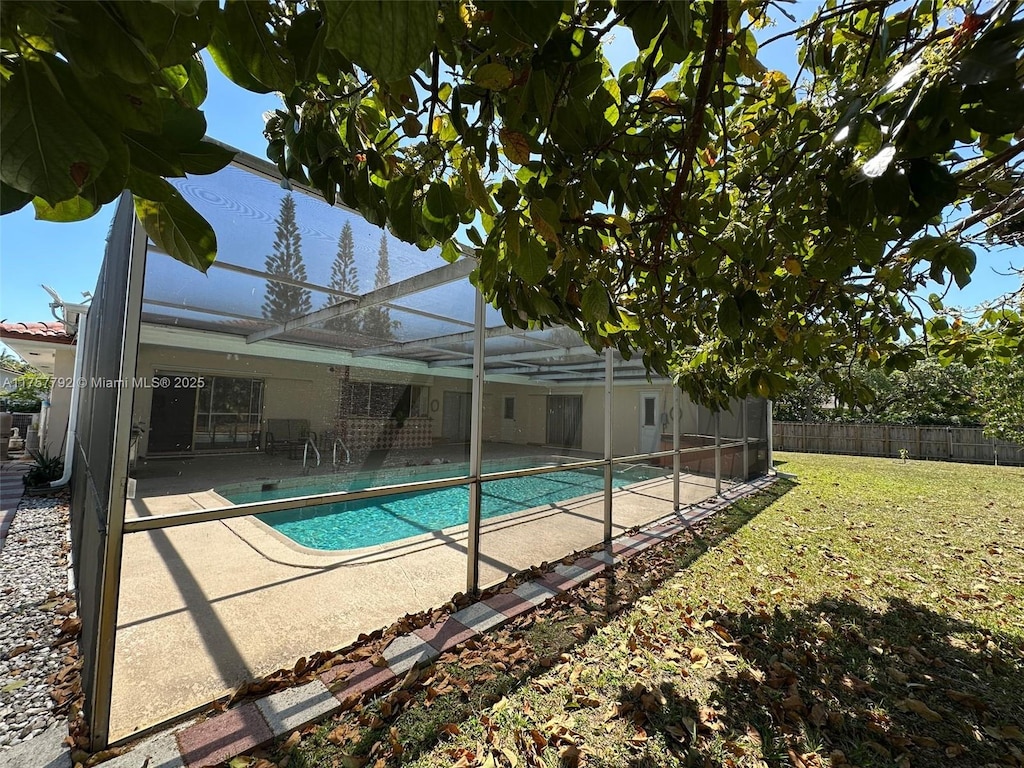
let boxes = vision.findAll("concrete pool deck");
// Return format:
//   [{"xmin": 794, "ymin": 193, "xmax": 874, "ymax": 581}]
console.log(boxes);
[{"xmin": 113, "ymin": 471, "xmax": 729, "ymax": 742}]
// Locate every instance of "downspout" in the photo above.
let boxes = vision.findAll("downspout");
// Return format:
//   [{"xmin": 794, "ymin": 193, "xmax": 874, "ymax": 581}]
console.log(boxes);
[{"xmin": 50, "ymin": 307, "xmax": 88, "ymax": 488}]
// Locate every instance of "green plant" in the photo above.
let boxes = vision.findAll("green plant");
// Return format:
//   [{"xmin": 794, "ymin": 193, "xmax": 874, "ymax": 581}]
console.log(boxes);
[
  {"xmin": 2, "ymin": 2, "xmax": 1023, "ymax": 407},
  {"xmin": 23, "ymin": 449, "xmax": 64, "ymax": 488},
  {"xmin": 0, "ymin": 369, "xmax": 52, "ymax": 413}
]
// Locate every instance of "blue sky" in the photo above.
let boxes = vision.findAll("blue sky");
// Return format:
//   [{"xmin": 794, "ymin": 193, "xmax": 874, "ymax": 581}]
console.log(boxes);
[{"xmin": 1, "ymin": 6, "xmax": 1020, "ymax": 350}]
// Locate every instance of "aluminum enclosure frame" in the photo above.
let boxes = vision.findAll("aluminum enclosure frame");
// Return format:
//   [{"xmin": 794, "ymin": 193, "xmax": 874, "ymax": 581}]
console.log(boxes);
[{"xmin": 73, "ymin": 148, "xmax": 773, "ymax": 750}]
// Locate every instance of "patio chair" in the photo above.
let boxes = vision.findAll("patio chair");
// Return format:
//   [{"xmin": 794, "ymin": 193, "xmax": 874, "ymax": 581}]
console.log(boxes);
[{"xmin": 265, "ymin": 418, "xmax": 317, "ymax": 457}]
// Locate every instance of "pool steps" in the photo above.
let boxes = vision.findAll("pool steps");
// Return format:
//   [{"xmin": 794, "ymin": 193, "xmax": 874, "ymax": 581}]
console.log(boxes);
[{"xmin": 85, "ymin": 476, "xmax": 777, "ymax": 768}]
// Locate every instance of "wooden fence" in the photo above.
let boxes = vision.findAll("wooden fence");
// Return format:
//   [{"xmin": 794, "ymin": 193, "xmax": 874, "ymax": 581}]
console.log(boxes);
[{"xmin": 773, "ymin": 422, "xmax": 1024, "ymax": 466}]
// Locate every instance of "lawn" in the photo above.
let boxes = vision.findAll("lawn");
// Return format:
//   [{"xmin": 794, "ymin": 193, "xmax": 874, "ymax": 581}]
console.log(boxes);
[{"xmin": 265, "ymin": 453, "xmax": 1024, "ymax": 768}]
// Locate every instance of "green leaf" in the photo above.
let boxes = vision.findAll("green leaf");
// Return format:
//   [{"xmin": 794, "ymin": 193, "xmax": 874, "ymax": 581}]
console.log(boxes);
[
  {"xmin": 422, "ymin": 182, "xmax": 458, "ymax": 242},
  {"xmin": 207, "ymin": 24, "xmax": 273, "ymax": 93},
  {"xmin": 581, "ymin": 282, "xmax": 610, "ymax": 323},
  {"xmin": 385, "ymin": 175, "xmax": 417, "ymax": 242},
  {"xmin": 287, "ymin": 8, "xmax": 331, "ymax": 82},
  {"xmin": 1, "ymin": 182, "xmax": 33, "ymax": 215},
  {"xmin": 161, "ymin": 102, "xmax": 208, "ymax": 148},
  {"xmin": 462, "ymin": 157, "xmax": 495, "ymax": 215},
  {"xmin": 441, "ymin": 240, "xmax": 460, "ymax": 264},
  {"xmin": 75, "ymin": 74, "xmax": 163, "ymax": 133},
  {"xmin": 491, "ymin": 1, "xmax": 565, "ymax": 47},
  {"xmin": 117, "ymin": 1, "xmax": 217, "ymax": 68},
  {"xmin": 150, "ymin": 0, "xmax": 208, "ymax": 12},
  {"xmin": 79, "ymin": 141, "xmax": 130, "ymax": 207},
  {"xmin": 179, "ymin": 141, "xmax": 236, "ymax": 175},
  {"xmin": 172, "ymin": 56, "xmax": 209, "ymax": 109},
  {"xmin": 512, "ymin": 232, "xmax": 549, "ymax": 283},
  {"xmin": 473, "ymin": 63, "xmax": 513, "ymax": 90},
  {"xmin": 54, "ymin": 3, "xmax": 156, "ymax": 84},
  {"xmin": 717, "ymin": 296, "xmax": 742, "ymax": 339},
  {"xmin": 946, "ymin": 245, "xmax": 976, "ymax": 289},
  {"xmin": 124, "ymin": 131, "xmax": 185, "ymax": 177},
  {"xmin": 323, "ymin": 1, "xmax": 437, "ymax": 82},
  {"xmin": 530, "ymin": 198, "xmax": 562, "ymax": 243},
  {"xmin": 0, "ymin": 62, "xmax": 109, "ymax": 205},
  {"xmin": 219, "ymin": 2, "xmax": 295, "ymax": 92},
  {"xmin": 127, "ymin": 169, "xmax": 175, "ymax": 202},
  {"xmin": 134, "ymin": 189, "xmax": 217, "ymax": 272},
  {"xmin": 32, "ymin": 195, "xmax": 98, "ymax": 222}
]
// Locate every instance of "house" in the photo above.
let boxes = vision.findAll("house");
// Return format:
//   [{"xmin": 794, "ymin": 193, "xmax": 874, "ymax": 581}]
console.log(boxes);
[{"xmin": 0, "ymin": 317, "xmax": 85, "ymax": 456}]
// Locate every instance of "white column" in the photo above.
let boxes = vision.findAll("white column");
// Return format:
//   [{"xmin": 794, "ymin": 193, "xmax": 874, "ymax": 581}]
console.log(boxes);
[
  {"xmin": 603, "ymin": 348, "xmax": 613, "ymax": 541},
  {"xmin": 465, "ymin": 288, "xmax": 486, "ymax": 594},
  {"xmin": 672, "ymin": 387, "xmax": 680, "ymax": 511}
]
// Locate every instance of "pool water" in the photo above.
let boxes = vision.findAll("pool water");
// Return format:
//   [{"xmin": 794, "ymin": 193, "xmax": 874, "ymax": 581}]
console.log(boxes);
[{"xmin": 221, "ymin": 465, "xmax": 660, "ymax": 551}]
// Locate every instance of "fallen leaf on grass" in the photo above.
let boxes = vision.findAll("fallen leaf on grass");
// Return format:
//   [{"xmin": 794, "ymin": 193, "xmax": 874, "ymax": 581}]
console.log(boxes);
[
  {"xmin": 900, "ymin": 698, "xmax": 943, "ymax": 722},
  {"xmin": 944, "ymin": 688, "xmax": 987, "ymax": 712},
  {"xmin": 327, "ymin": 723, "xmax": 360, "ymax": 745},
  {"xmin": 559, "ymin": 744, "xmax": 581, "ymax": 767},
  {"xmin": 985, "ymin": 725, "xmax": 1024, "ymax": 742}
]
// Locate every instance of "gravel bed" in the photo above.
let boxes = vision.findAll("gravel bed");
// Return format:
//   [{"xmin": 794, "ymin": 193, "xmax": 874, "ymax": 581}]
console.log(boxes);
[{"xmin": 0, "ymin": 494, "xmax": 74, "ymax": 751}]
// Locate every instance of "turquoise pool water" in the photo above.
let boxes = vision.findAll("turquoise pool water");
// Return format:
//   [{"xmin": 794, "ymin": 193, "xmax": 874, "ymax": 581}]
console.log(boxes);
[{"xmin": 221, "ymin": 465, "xmax": 661, "ymax": 551}]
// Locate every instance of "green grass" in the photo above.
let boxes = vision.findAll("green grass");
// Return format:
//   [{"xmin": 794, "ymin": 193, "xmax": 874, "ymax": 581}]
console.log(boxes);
[{"xmin": 263, "ymin": 454, "xmax": 1024, "ymax": 768}]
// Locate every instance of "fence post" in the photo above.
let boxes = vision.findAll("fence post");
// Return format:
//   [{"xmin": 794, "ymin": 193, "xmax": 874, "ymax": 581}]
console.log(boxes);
[
  {"xmin": 885, "ymin": 424, "xmax": 890, "ymax": 457},
  {"xmin": 916, "ymin": 426, "xmax": 922, "ymax": 459}
]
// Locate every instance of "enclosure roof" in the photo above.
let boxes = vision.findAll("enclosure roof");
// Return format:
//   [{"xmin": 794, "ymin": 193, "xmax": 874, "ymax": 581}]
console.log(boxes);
[{"xmin": 132, "ymin": 145, "xmax": 657, "ymax": 385}]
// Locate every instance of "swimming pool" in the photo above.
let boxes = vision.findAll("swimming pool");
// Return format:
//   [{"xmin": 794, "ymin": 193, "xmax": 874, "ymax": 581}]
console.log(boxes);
[{"xmin": 220, "ymin": 464, "xmax": 664, "ymax": 551}]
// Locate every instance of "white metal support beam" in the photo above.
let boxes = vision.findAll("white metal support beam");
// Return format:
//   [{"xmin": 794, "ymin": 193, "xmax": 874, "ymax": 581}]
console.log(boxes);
[
  {"xmin": 466, "ymin": 288, "xmax": 486, "ymax": 595},
  {"xmin": 354, "ymin": 323, "xmax": 555, "ymax": 358},
  {"xmin": 742, "ymin": 399, "xmax": 749, "ymax": 481},
  {"xmin": 195, "ymin": 255, "xmax": 476, "ymax": 333},
  {"xmin": 714, "ymin": 412, "xmax": 722, "ymax": 496},
  {"xmin": 673, "ymin": 386, "xmax": 681, "ymax": 511},
  {"xmin": 603, "ymin": 348, "xmax": 613, "ymax": 542},
  {"xmin": 428, "ymin": 344, "xmax": 598, "ymax": 368},
  {"xmin": 246, "ymin": 258, "xmax": 477, "ymax": 343},
  {"xmin": 90, "ymin": 205, "xmax": 148, "ymax": 750}
]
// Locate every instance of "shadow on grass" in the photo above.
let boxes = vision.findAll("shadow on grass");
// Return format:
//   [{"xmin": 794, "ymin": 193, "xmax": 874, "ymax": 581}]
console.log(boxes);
[
  {"xmin": 591, "ymin": 597, "xmax": 1024, "ymax": 768},
  {"xmin": 285, "ymin": 481, "xmax": 797, "ymax": 768}
]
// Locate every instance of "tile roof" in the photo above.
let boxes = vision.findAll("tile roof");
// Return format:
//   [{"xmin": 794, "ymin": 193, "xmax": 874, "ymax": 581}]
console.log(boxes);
[{"xmin": 0, "ymin": 321, "xmax": 74, "ymax": 344}]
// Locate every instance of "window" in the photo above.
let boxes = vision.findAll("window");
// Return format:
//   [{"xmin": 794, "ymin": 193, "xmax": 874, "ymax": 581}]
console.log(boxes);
[
  {"xmin": 643, "ymin": 396, "xmax": 657, "ymax": 427},
  {"xmin": 193, "ymin": 375, "xmax": 264, "ymax": 450},
  {"xmin": 503, "ymin": 396, "xmax": 515, "ymax": 420},
  {"xmin": 339, "ymin": 381, "xmax": 429, "ymax": 419}
]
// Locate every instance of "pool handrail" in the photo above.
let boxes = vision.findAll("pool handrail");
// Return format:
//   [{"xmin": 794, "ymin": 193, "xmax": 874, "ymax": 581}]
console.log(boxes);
[
  {"xmin": 302, "ymin": 436, "xmax": 321, "ymax": 470},
  {"xmin": 332, "ymin": 437, "xmax": 351, "ymax": 466}
]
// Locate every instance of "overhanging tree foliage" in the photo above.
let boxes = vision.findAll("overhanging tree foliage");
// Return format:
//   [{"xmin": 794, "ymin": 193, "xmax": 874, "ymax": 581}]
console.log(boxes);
[{"xmin": 1, "ymin": 1, "xmax": 1022, "ymax": 406}]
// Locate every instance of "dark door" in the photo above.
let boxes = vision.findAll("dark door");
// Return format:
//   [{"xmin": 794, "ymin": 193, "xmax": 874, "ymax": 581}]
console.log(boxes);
[
  {"xmin": 148, "ymin": 379, "xmax": 198, "ymax": 452},
  {"xmin": 442, "ymin": 391, "xmax": 472, "ymax": 441},
  {"xmin": 546, "ymin": 395, "xmax": 582, "ymax": 449}
]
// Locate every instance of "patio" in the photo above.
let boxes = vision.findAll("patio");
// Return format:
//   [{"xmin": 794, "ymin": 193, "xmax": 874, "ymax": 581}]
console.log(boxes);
[{"xmin": 113, "ymin": 470, "xmax": 722, "ymax": 741}]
